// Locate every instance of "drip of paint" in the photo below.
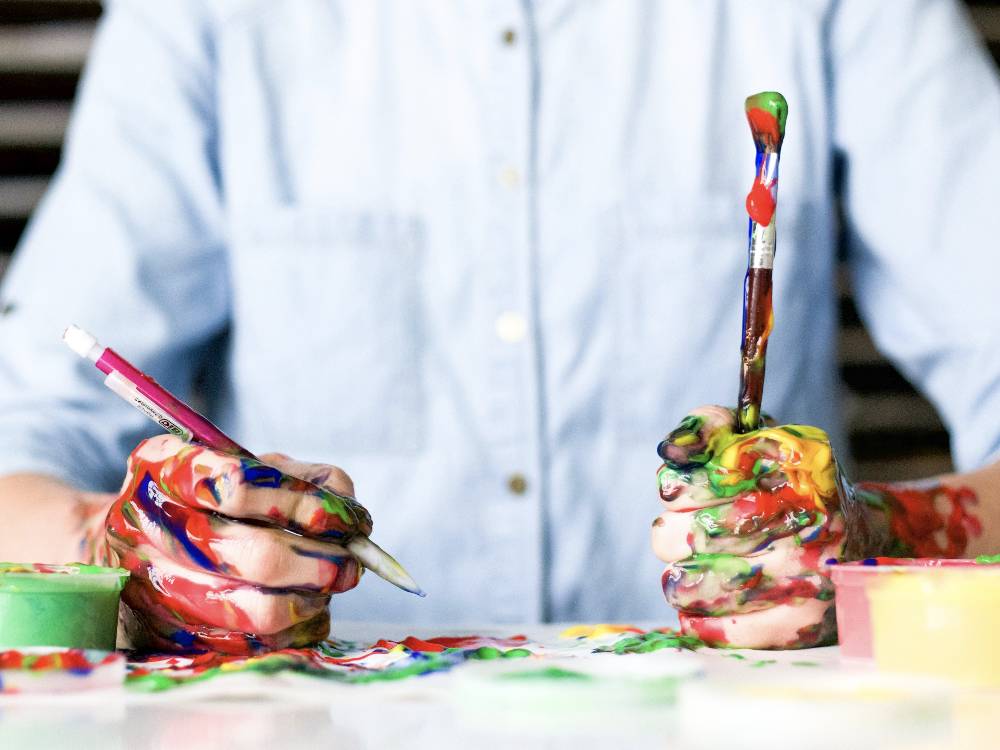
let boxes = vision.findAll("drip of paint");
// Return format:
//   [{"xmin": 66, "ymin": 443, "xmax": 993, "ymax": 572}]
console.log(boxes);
[{"xmin": 746, "ymin": 181, "xmax": 776, "ymax": 226}]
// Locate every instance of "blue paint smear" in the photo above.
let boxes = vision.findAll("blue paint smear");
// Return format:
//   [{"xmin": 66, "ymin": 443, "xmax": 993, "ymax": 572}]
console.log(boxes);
[
  {"xmin": 291, "ymin": 545, "xmax": 348, "ymax": 565},
  {"xmin": 198, "ymin": 477, "xmax": 223, "ymax": 506},
  {"xmin": 136, "ymin": 474, "xmax": 219, "ymax": 573},
  {"xmin": 242, "ymin": 461, "xmax": 283, "ymax": 488},
  {"xmin": 170, "ymin": 629, "xmax": 196, "ymax": 649}
]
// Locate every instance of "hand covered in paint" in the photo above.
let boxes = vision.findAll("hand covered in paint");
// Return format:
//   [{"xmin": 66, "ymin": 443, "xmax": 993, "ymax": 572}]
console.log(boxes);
[
  {"xmin": 104, "ymin": 434, "xmax": 369, "ymax": 654},
  {"xmin": 651, "ymin": 406, "xmax": 878, "ymax": 650}
]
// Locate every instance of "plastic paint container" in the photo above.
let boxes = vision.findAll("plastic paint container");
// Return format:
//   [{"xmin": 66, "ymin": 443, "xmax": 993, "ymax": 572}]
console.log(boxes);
[
  {"xmin": 827, "ymin": 558, "xmax": 984, "ymax": 661},
  {"xmin": 0, "ymin": 563, "xmax": 129, "ymax": 650},
  {"xmin": 868, "ymin": 567, "xmax": 1000, "ymax": 687}
]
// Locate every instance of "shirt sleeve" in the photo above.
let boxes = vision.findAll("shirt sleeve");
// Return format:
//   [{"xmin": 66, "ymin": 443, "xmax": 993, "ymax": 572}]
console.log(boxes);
[
  {"xmin": 0, "ymin": 0, "xmax": 229, "ymax": 491},
  {"xmin": 831, "ymin": 0, "xmax": 1000, "ymax": 471}
]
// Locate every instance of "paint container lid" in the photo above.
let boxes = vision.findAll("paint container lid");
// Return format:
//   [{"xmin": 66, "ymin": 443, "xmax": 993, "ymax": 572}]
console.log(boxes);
[
  {"xmin": 827, "ymin": 557, "xmax": 991, "ymax": 577},
  {"xmin": 0, "ymin": 563, "xmax": 129, "ymax": 593}
]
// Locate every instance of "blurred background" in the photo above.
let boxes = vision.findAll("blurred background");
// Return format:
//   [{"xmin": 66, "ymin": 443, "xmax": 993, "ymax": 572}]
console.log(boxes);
[{"xmin": 1, "ymin": 0, "xmax": 998, "ymax": 481}]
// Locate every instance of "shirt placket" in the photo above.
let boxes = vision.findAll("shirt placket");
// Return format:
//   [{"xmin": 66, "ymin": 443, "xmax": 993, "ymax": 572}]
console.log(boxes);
[{"xmin": 479, "ymin": 4, "xmax": 544, "ymax": 624}]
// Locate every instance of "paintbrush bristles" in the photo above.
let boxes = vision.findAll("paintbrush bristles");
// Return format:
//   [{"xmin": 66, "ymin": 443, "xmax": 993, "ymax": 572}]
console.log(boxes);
[{"xmin": 744, "ymin": 91, "xmax": 788, "ymax": 152}]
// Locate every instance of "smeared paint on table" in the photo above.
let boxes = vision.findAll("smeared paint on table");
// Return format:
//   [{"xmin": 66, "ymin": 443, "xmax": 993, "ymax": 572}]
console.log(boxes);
[
  {"xmin": 0, "ymin": 625, "xmax": 707, "ymax": 694},
  {"xmin": 124, "ymin": 625, "xmax": 706, "ymax": 692}
]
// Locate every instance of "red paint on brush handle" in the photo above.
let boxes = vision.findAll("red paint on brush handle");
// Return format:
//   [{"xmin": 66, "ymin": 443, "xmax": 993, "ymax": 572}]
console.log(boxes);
[
  {"xmin": 746, "ymin": 107, "xmax": 782, "ymax": 149},
  {"xmin": 746, "ymin": 180, "xmax": 776, "ymax": 226}
]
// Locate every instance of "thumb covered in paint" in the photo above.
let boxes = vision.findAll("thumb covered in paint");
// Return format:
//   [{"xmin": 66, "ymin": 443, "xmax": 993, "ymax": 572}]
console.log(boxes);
[{"xmin": 657, "ymin": 405, "xmax": 736, "ymax": 470}]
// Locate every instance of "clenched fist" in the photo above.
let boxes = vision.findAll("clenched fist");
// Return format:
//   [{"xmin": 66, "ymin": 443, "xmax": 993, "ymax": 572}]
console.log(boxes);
[
  {"xmin": 104, "ymin": 435, "xmax": 370, "ymax": 654},
  {"xmin": 651, "ymin": 405, "xmax": 873, "ymax": 649}
]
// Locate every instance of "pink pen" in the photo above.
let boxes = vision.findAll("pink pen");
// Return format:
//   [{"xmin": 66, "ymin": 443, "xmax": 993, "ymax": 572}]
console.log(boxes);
[
  {"xmin": 63, "ymin": 325, "xmax": 249, "ymax": 457},
  {"xmin": 61, "ymin": 325, "xmax": 425, "ymax": 597}
]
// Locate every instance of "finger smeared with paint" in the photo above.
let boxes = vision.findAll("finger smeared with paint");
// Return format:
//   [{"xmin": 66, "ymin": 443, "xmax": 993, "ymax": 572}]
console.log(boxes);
[
  {"xmin": 681, "ymin": 597, "xmax": 837, "ymax": 650},
  {"xmin": 128, "ymin": 435, "xmax": 371, "ymax": 539},
  {"xmin": 106, "ymin": 496, "xmax": 361, "ymax": 593},
  {"xmin": 106, "ymin": 437, "xmax": 370, "ymax": 655}
]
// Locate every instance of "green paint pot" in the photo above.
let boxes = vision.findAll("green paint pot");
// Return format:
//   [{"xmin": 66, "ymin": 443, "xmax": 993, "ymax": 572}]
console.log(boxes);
[{"xmin": 0, "ymin": 563, "xmax": 129, "ymax": 650}]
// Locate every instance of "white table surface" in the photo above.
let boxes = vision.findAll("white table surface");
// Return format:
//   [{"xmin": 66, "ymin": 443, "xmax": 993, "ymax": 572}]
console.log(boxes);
[{"xmin": 1, "ymin": 621, "xmax": 996, "ymax": 750}]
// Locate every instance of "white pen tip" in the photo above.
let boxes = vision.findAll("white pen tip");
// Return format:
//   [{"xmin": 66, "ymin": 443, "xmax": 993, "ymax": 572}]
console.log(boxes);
[
  {"xmin": 347, "ymin": 536, "xmax": 426, "ymax": 597},
  {"xmin": 62, "ymin": 325, "xmax": 102, "ymax": 362}
]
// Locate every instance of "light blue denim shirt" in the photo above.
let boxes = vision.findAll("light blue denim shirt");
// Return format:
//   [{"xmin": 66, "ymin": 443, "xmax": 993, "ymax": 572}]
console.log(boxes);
[{"xmin": 1, "ymin": 0, "xmax": 999, "ymax": 623}]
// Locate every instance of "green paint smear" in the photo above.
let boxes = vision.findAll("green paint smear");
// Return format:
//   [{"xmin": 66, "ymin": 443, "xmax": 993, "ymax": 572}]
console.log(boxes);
[
  {"xmin": 127, "ymin": 652, "xmax": 457, "ymax": 693},
  {"xmin": 596, "ymin": 630, "xmax": 706, "ymax": 655},
  {"xmin": 318, "ymin": 492, "xmax": 354, "ymax": 526},
  {"xmin": 498, "ymin": 667, "xmax": 593, "ymax": 682},
  {"xmin": 975, "ymin": 554, "xmax": 1000, "ymax": 564},
  {"xmin": 749, "ymin": 659, "xmax": 777, "ymax": 668},
  {"xmin": 791, "ymin": 661, "xmax": 820, "ymax": 667},
  {"xmin": 125, "ymin": 642, "xmax": 536, "ymax": 693},
  {"xmin": 744, "ymin": 91, "xmax": 788, "ymax": 134},
  {"xmin": 725, "ymin": 653, "xmax": 746, "ymax": 660},
  {"xmin": 467, "ymin": 646, "xmax": 532, "ymax": 660},
  {"xmin": 676, "ymin": 553, "xmax": 753, "ymax": 579}
]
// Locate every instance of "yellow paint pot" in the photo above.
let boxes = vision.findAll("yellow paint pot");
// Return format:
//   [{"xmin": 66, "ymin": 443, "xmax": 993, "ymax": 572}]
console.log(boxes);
[{"xmin": 868, "ymin": 569, "xmax": 1000, "ymax": 687}]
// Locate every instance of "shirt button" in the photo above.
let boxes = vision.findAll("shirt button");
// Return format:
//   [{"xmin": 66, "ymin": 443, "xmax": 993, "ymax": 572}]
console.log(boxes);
[
  {"xmin": 499, "ymin": 165, "xmax": 521, "ymax": 189},
  {"xmin": 495, "ymin": 311, "xmax": 527, "ymax": 343},
  {"xmin": 507, "ymin": 474, "xmax": 528, "ymax": 495},
  {"xmin": 501, "ymin": 28, "xmax": 517, "ymax": 46}
]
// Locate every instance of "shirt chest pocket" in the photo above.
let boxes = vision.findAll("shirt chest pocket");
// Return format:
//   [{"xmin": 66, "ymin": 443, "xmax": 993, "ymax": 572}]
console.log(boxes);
[
  {"xmin": 227, "ymin": 208, "xmax": 426, "ymax": 456},
  {"xmin": 612, "ymin": 195, "xmax": 816, "ymax": 445}
]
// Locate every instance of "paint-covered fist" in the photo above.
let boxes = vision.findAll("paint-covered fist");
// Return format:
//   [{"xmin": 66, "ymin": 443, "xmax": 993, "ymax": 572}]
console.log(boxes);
[
  {"xmin": 104, "ymin": 434, "xmax": 369, "ymax": 654},
  {"xmin": 651, "ymin": 405, "xmax": 862, "ymax": 650}
]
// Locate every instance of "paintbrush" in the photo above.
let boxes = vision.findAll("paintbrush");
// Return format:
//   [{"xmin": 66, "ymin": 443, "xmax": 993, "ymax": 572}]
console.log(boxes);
[{"xmin": 736, "ymin": 91, "xmax": 788, "ymax": 434}]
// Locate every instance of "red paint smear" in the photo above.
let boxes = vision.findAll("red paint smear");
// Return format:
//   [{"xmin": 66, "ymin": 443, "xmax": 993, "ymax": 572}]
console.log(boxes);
[
  {"xmin": 367, "ymin": 636, "xmax": 449, "ymax": 653},
  {"xmin": 427, "ymin": 634, "xmax": 528, "ymax": 649},
  {"xmin": 679, "ymin": 614, "xmax": 728, "ymax": 646},
  {"xmin": 746, "ymin": 180, "xmax": 776, "ymax": 225},
  {"xmin": 863, "ymin": 483, "xmax": 982, "ymax": 558},
  {"xmin": 728, "ymin": 482, "xmax": 820, "ymax": 537},
  {"xmin": 798, "ymin": 540, "xmax": 831, "ymax": 571},
  {"xmin": 0, "ymin": 649, "xmax": 111, "ymax": 672},
  {"xmin": 399, "ymin": 637, "xmax": 447, "ymax": 653},
  {"xmin": 746, "ymin": 107, "xmax": 781, "ymax": 148},
  {"xmin": 744, "ymin": 578, "xmax": 821, "ymax": 604}
]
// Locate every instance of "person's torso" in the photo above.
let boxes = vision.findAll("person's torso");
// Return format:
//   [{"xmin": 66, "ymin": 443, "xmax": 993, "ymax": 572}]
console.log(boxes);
[{"xmin": 209, "ymin": 0, "xmax": 841, "ymax": 623}]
